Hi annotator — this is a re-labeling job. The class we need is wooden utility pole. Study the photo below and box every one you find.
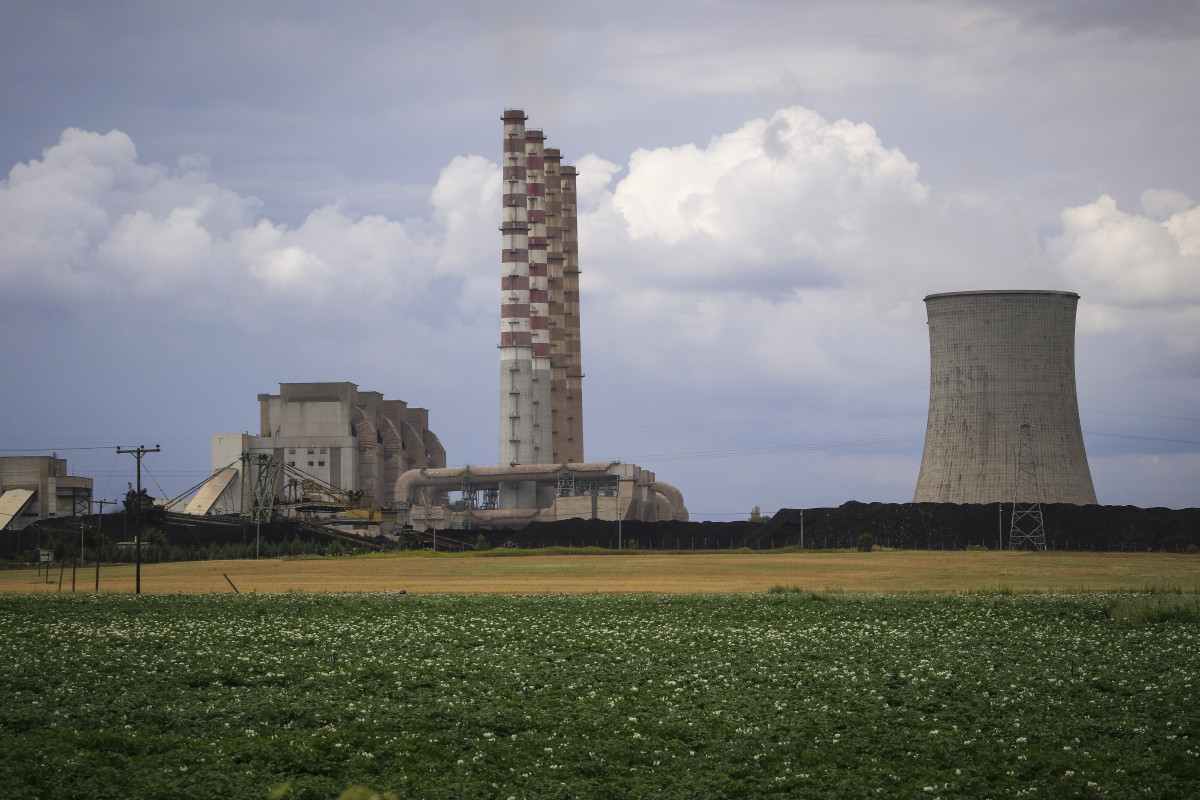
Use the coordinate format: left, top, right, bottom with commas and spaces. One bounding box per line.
117, 445, 160, 594
90, 498, 116, 592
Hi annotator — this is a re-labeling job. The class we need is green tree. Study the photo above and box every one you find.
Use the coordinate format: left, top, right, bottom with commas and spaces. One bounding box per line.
856, 533, 874, 553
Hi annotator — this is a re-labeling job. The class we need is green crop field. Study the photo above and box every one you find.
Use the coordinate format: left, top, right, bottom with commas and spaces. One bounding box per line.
2, 592, 1198, 799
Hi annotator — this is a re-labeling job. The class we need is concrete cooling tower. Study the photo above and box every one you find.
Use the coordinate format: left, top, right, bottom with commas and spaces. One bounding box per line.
914, 290, 1098, 505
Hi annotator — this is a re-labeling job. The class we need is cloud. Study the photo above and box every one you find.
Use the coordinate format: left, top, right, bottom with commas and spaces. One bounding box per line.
572, 105, 997, 405
0, 127, 497, 326
3, 111, 1195, 512
1046, 192, 1200, 354
604, 107, 928, 281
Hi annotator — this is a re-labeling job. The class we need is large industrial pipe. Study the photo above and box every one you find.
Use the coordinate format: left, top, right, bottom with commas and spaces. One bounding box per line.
394, 462, 623, 506
653, 481, 689, 522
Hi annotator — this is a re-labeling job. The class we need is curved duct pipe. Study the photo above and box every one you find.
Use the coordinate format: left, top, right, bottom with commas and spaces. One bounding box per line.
423, 429, 447, 467
375, 414, 405, 505
400, 420, 432, 469
394, 462, 621, 506
651, 492, 672, 523
349, 406, 379, 507
653, 481, 689, 522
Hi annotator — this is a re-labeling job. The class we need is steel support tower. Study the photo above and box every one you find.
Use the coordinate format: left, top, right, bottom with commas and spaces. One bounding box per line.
1008, 408, 1047, 550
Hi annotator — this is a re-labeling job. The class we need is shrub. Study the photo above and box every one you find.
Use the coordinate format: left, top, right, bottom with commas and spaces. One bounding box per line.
1186, 544, 1199, 555
856, 533, 875, 553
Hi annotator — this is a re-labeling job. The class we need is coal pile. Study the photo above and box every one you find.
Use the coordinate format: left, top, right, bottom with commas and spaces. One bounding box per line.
475, 502, 1200, 552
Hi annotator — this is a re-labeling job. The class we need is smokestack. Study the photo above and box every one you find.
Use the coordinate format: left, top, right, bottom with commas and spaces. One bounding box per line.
500, 109, 537, 508
525, 128, 552, 468
557, 162, 584, 463
500, 110, 585, 508
914, 290, 1098, 505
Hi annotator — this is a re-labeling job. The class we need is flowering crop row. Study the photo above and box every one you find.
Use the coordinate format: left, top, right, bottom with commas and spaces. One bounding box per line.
0, 592, 1197, 799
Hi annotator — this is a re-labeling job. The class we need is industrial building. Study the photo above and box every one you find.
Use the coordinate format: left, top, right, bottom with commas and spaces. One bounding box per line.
197, 382, 446, 518
0, 456, 93, 531
913, 290, 1098, 505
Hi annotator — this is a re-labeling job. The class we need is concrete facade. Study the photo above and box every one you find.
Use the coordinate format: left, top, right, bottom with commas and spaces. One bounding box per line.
914, 290, 1098, 505
0, 456, 93, 530
212, 382, 445, 511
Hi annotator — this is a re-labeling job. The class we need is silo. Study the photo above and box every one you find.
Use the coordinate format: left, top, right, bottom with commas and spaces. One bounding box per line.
914, 290, 1098, 505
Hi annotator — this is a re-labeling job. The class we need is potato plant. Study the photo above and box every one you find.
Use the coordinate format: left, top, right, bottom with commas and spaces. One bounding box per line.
1, 593, 1197, 798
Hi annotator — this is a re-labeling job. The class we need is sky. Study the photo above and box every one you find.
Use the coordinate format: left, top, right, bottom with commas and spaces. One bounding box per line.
1, 0, 1197, 518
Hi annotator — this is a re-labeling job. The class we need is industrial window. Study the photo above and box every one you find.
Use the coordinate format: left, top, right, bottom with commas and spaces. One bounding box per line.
318, 461, 325, 467
288, 449, 295, 454
308, 461, 314, 467
288, 461, 295, 466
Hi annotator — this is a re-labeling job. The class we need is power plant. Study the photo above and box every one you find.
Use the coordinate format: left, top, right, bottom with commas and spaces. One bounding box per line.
392, 109, 687, 529
194, 110, 688, 534
13, 113, 1120, 546
914, 290, 1098, 505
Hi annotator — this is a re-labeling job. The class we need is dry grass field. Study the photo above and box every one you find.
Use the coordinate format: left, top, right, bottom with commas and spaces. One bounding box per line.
3, 549, 1198, 595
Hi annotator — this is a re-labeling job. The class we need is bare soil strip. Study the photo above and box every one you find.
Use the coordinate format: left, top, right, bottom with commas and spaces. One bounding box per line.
3, 550, 1198, 595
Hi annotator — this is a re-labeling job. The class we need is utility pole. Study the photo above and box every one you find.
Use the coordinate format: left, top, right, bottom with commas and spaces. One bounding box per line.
117, 445, 160, 594
616, 477, 622, 550
74, 519, 82, 592
90, 498, 116, 592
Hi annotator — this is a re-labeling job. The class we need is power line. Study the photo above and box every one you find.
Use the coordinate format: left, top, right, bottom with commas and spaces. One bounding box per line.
1083, 409, 1200, 424
437, 412, 928, 441
1084, 431, 1200, 446
0, 446, 125, 453
610, 434, 926, 464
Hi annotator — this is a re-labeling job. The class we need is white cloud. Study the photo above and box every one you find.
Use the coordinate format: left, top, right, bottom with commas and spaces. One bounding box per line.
0, 126, 488, 323
574, 105, 989, 403
1046, 193, 1200, 354
606, 107, 927, 273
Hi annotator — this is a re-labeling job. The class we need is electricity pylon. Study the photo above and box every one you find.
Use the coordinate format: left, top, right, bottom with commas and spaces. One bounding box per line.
1008, 406, 1047, 551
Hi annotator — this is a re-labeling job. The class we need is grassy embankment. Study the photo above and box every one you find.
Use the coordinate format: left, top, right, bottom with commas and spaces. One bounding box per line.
2, 549, 1197, 595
